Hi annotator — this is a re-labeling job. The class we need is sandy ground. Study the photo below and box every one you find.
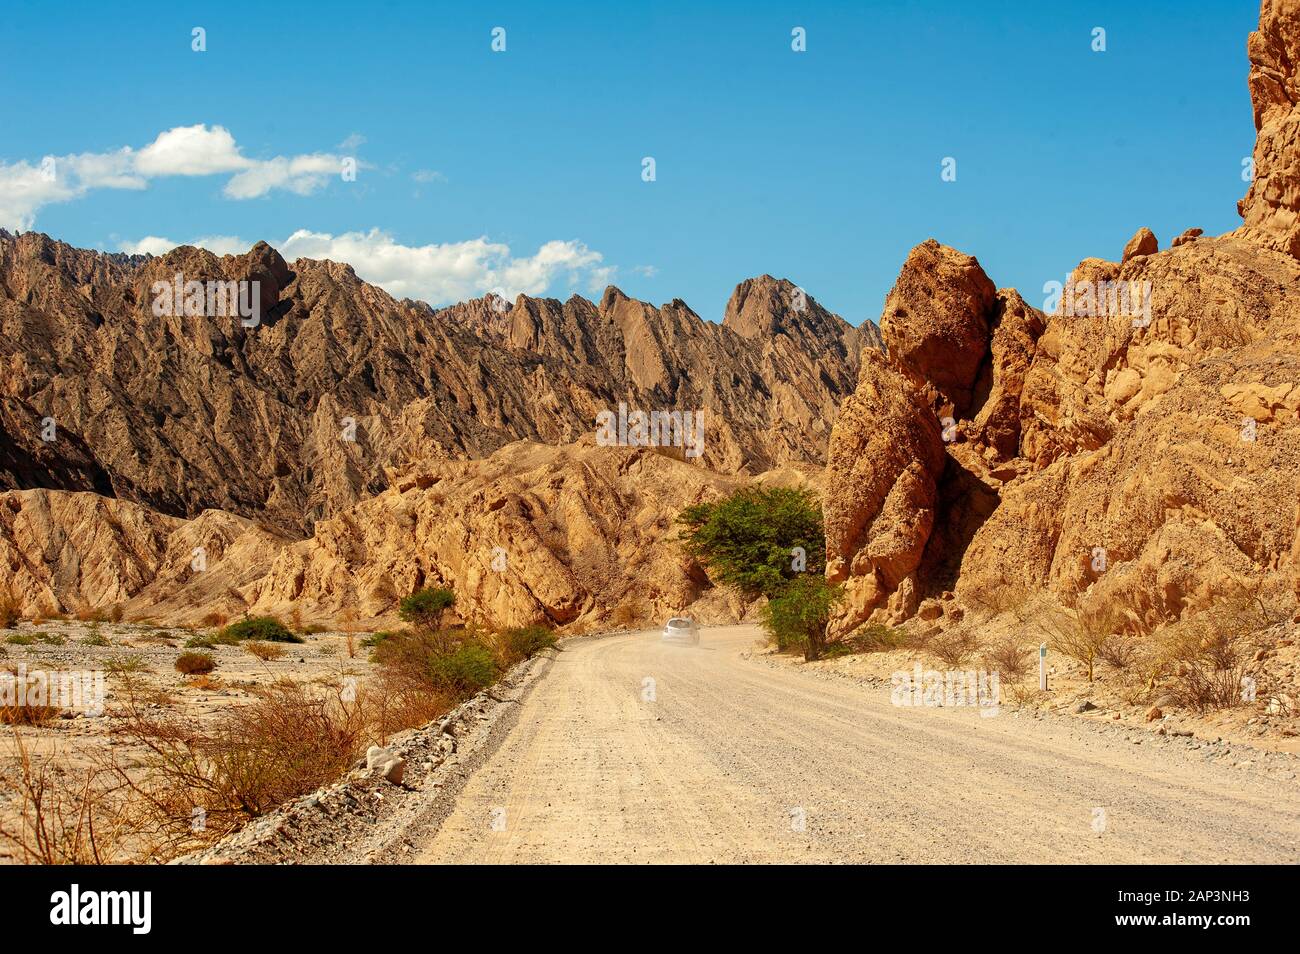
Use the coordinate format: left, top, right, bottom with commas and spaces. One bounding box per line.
0, 618, 374, 861
414, 624, 1300, 864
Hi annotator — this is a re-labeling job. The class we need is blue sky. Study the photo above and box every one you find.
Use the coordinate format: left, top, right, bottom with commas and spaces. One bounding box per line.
0, 0, 1260, 325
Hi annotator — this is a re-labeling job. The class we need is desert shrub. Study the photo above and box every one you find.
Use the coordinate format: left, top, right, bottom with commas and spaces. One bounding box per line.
75, 607, 107, 623
0, 585, 21, 628
361, 630, 399, 648
428, 641, 499, 694
928, 628, 980, 668
982, 637, 1031, 683
847, 622, 908, 653
399, 587, 456, 633
108, 604, 124, 624
106, 654, 148, 675
81, 633, 111, 647
175, 652, 216, 675
185, 634, 216, 649
1159, 605, 1266, 712
503, 625, 557, 660
244, 641, 285, 662
218, 617, 302, 644
35, 631, 64, 645
0, 733, 123, 863
1041, 599, 1126, 682
5, 632, 36, 645
0, 691, 61, 724
107, 678, 368, 840
370, 629, 440, 671
962, 580, 1032, 623
677, 487, 824, 598
361, 668, 452, 743
300, 624, 327, 635
760, 575, 842, 661
200, 611, 228, 628
1097, 631, 1142, 672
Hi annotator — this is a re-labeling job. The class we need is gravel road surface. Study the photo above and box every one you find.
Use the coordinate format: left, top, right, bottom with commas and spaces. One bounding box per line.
415, 625, 1300, 864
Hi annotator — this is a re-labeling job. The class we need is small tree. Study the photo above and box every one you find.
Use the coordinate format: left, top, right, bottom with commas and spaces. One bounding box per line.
1042, 599, 1125, 683
760, 576, 842, 661
676, 487, 825, 599
399, 587, 456, 649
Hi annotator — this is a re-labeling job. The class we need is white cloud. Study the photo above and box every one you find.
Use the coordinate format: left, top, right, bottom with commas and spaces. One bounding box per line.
411, 169, 446, 184
278, 229, 610, 303
225, 154, 343, 199
0, 124, 353, 229
115, 228, 614, 306
134, 125, 251, 177
118, 234, 249, 256
632, 264, 659, 278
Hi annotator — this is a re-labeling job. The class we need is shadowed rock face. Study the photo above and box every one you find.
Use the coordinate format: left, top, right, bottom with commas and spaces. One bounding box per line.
0, 235, 859, 538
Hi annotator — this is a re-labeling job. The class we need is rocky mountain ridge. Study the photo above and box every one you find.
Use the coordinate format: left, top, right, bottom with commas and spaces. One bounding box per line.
0, 230, 865, 538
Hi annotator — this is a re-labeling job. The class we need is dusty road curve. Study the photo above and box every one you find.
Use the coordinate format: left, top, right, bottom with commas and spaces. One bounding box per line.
414, 625, 1300, 864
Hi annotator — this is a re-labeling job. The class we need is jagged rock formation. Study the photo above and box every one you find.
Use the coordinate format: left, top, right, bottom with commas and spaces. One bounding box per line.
244, 440, 819, 628
824, 1, 1300, 632
0, 235, 859, 538
0, 442, 818, 628
0, 234, 850, 623
824, 350, 946, 632
0, 488, 287, 617
1238, 0, 1300, 259
878, 240, 997, 418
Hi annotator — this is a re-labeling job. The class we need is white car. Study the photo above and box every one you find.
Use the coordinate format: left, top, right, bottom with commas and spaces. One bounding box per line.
662, 617, 700, 645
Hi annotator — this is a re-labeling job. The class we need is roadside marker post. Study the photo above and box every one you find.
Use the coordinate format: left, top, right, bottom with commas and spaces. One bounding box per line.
1039, 643, 1048, 691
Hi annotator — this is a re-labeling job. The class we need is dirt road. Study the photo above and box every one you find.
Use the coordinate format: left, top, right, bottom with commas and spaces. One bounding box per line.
414, 625, 1300, 864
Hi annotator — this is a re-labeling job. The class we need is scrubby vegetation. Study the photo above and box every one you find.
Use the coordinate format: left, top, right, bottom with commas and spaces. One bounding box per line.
504, 625, 559, 659
216, 616, 302, 644
174, 652, 216, 675
428, 641, 499, 693
0, 586, 561, 865
244, 641, 286, 661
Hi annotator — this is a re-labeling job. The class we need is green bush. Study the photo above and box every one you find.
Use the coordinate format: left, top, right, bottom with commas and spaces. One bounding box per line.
676, 487, 825, 598
760, 575, 843, 661
429, 641, 498, 694
399, 587, 456, 631
81, 633, 111, 647
5, 632, 36, 645
504, 625, 557, 659
217, 617, 302, 644
361, 630, 399, 648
